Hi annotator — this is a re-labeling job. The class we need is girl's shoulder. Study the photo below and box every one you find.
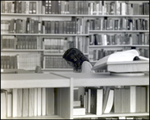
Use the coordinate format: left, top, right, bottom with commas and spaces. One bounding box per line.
81, 61, 92, 73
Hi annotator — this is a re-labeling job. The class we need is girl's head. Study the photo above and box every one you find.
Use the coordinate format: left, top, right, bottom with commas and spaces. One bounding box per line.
63, 48, 89, 71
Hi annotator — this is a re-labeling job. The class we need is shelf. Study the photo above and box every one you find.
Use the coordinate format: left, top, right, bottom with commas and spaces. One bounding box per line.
1, 73, 70, 89
1, 49, 44, 52
73, 113, 149, 118
1, 13, 149, 18
5, 115, 64, 119
42, 68, 73, 71
51, 72, 149, 87
44, 53, 64, 56
44, 52, 88, 56
1, 33, 89, 36
89, 45, 149, 48
89, 30, 149, 34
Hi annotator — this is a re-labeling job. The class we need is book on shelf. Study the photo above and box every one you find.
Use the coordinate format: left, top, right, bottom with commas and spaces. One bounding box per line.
1, 53, 41, 70
74, 101, 81, 107
1, 1, 149, 15
17, 89, 23, 117
96, 88, 103, 115
22, 88, 29, 117
103, 87, 114, 114
46, 88, 54, 115
73, 107, 86, 116
89, 18, 149, 31
7, 91, 12, 118
1, 55, 18, 70
34, 88, 38, 116
92, 49, 149, 73
1, 90, 7, 119
42, 88, 46, 116
37, 88, 42, 116
29, 88, 35, 117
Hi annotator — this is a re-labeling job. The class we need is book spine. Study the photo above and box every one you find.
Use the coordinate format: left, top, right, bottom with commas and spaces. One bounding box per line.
13, 89, 17, 117
7, 92, 12, 117
22, 88, 29, 117
34, 88, 38, 116
37, 88, 42, 116
42, 88, 46, 116
1, 92, 7, 119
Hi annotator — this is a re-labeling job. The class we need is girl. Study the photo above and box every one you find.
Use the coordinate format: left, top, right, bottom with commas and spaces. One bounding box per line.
63, 48, 93, 73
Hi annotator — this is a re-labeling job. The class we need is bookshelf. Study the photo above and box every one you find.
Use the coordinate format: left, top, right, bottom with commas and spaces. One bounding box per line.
1, 1, 149, 72
1, 72, 149, 119
1, 1, 149, 119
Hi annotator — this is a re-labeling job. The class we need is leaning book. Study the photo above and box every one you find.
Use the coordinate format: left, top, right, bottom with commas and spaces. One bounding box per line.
92, 49, 149, 73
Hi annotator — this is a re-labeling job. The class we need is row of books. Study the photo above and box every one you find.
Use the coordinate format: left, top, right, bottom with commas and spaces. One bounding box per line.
1, 88, 55, 118
89, 48, 149, 62
89, 33, 149, 46
2, 18, 87, 34
1, 56, 18, 69
43, 38, 75, 53
1, 18, 39, 34
1, 54, 41, 70
1, 36, 38, 50
78, 37, 89, 54
74, 86, 148, 115
18, 54, 41, 70
44, 56, 71, 69
1, 1, 149, 15
42, 20, 79, 34
1, 1, 37, 14
2, 18, 149, 34
89, 18, 149, 30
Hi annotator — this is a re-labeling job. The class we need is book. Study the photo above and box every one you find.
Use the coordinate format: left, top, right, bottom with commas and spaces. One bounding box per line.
12, 88, 17, 117
37, 88, 42, 116
147, 86, 149, 112
7, 92, 12, 117
22, 88, 29, 117
29, 88, 34, 117
114, 88, 122, 113
42, 88, 46, 116
130, 86, 136, 113
1, 91, 7, 119
34, 88, 38, 116
46, 88, 54, 115
17, 89, 23, 117
73, 107, 86, 115
74, 101, 81, 107
103, 88, 114, 113
121, 88, 130, 113
93, 49, 149, 73
87, 88, 91, 113
96, 89, 103, 115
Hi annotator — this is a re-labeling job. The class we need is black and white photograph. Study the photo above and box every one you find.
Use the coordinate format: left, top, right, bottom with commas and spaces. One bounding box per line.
1, 0, 149, 119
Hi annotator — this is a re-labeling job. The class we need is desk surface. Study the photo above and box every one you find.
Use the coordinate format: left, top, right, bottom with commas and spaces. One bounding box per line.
1, 72, 149, 88
1, 73, 70, 88
52, 72, 149, 87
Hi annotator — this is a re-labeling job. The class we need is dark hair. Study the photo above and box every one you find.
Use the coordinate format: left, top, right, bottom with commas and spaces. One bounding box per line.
63, 48, 89, 71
